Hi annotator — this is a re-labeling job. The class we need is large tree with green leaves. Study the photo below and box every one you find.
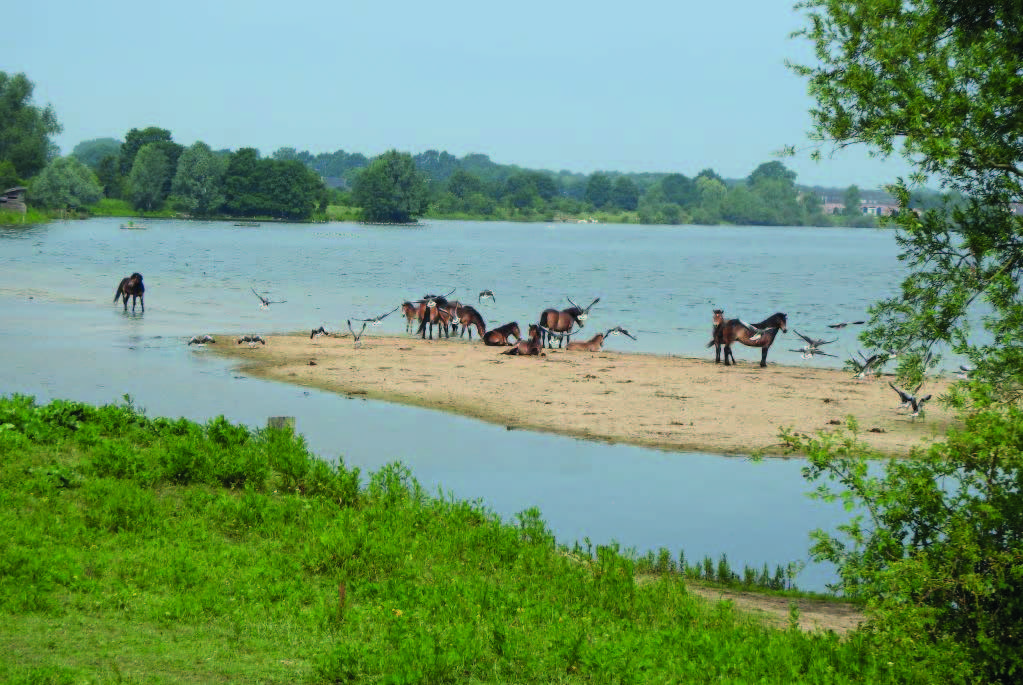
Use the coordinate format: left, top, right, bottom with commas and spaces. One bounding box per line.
71, 138, 122, 170
790, 2, 1023, 679
352, 150, 429, 223
792, 0, 1023, 393
27, 156, 102, 210
171, 141, 226, 216
0, 72, 62, 181
128, 143, 171, 212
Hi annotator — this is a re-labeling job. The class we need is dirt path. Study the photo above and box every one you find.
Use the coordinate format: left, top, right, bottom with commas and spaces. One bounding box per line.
685, 584, 864, 635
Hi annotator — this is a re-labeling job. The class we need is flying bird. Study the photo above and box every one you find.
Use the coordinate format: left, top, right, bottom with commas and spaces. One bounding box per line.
888, 382, 932, 416
347, 319, 366, 348
566, 296, 600, 322
478, 289, 496, 304
414, 288, 456, 309
954, 364, 974, 380
352, 306, 398, 325
849, 350, 883, 379
828, 320, 866, 329
792, 330, 838, 358
251, 287, 286, 310
188, 335, 216, 346
237, 334, 266, 347
605, 326, 637, 340
310, 326, 328, 339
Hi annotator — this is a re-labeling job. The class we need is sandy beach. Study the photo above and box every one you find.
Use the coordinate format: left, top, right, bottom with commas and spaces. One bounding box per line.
210, 332, 958, 457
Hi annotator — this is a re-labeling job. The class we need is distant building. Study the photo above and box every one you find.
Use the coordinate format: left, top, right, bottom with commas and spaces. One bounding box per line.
0, 187, 27, 214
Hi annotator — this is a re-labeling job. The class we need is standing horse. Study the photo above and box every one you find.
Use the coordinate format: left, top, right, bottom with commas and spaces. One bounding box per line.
502, 324, 543, 356
483, 321, 520, 346
709, 312, 788, 367
538, 296, 599, 348
113, 272, 145, 312
416, 294, 455, 340
457, 305, 487, 340
401, 302, 420, 333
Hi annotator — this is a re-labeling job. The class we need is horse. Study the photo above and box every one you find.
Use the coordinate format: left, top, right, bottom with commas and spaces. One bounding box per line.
457, 305, 487, 340
709, 312, 788, 367
113, 272, 145, 312
483, 321, 520, 346
416, 294, 455, 340
401, 301, 420, 333
502, 324, 544, 356
538, 296, 599, 348
565, 326, 637, 352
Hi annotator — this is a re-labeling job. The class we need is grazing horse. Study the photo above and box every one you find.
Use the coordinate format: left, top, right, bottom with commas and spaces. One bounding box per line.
502, 325, 544, 356
483, 321, 520, 346
113, 272, 145, 312
565, 326, 637, 352
538, 296, 599, 348
709, 312, 788, 367
401, 302, 419, 333
457, 305, 487, 340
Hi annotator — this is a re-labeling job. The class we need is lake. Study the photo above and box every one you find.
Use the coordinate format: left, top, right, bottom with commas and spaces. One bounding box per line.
0, 218, 910, 591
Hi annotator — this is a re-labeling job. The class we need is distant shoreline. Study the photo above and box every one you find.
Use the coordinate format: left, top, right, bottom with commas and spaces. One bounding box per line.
210, 332, 957, 458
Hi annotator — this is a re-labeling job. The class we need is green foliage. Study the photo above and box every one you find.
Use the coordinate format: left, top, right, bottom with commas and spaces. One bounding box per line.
128, 143, 171, 212
170, 141, 226, 216
0, 395, 949, 683
792, 0, 1023, 394
352, 149, 429, 223
0, 72, 61, 179
119, 127, 178, 177
782, 411, 1023, 683
585, 173, 614, 208
27, 156, 102, 210
70, 137, 122, 170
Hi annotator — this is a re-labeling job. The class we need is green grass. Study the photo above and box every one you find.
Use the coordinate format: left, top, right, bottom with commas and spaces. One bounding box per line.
85, 198, 178, 218
0, 395, 962, 683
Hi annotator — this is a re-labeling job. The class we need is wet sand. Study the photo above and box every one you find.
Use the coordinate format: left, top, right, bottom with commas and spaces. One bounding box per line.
210, 332, 958, 457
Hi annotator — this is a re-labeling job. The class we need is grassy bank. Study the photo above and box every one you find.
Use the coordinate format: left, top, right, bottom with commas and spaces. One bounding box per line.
0, 395, 952, 683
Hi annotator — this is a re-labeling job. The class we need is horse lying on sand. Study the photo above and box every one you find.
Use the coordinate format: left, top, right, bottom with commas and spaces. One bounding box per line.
502, 324, 544, 356
565, 326, 637, 352
114, 272, 145, 312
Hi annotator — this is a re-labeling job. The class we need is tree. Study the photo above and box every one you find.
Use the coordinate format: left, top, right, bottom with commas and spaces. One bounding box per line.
222, 148, 266, 217
842, 185, 862, 216
27, 156, 102, 210
584, 173, 614, 208
128, 143, 171, 211
0, 72, 62, 179
171, 141, 226, 216
120, 127, 181, 176
747, 161, 796, 187
352, 150, 429, 223
660, 174, 698, 207
71, 138, 122, 170
611, 177, 640, 211
792, 0, 1023, 392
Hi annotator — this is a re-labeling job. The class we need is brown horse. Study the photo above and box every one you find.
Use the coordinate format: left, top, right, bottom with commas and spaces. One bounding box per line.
709, 312, 788, 367
565, 326, 637, 352
113, 272, 145, 312
483, 321, 520, 346
502, 324, 544, 356
401, 301, 419, 333
457, 305, 487, 340
417, 294, 456, 340
538, 296, 599, 348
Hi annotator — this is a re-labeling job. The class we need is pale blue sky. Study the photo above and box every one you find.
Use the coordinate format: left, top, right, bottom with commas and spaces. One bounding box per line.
5, 0, 914, 188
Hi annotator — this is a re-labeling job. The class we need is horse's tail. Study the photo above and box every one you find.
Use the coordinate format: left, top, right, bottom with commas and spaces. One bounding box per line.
113, 281, 123, 302
707, 322, 723, 347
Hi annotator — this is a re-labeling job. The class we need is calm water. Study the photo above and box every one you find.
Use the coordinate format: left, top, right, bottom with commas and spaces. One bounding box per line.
1, 218, 907, 591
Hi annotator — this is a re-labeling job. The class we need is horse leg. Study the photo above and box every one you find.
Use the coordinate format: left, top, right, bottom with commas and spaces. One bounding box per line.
723, 343, 733, 366
139, 295, 144, 312
760, 346, 769, 368
714, 342, 722, 364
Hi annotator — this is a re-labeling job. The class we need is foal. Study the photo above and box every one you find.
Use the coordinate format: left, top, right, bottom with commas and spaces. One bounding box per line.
483, 321, 520, 346
502, 324, 544, 356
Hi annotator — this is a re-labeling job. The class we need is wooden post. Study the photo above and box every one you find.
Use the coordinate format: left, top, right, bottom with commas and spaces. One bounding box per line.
267, 416, 295, 433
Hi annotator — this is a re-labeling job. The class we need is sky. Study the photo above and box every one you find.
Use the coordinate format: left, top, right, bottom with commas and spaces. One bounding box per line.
4, 0, 917, 188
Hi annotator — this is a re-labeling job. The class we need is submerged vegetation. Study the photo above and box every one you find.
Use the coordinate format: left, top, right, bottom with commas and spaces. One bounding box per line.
0, 394, 953, 684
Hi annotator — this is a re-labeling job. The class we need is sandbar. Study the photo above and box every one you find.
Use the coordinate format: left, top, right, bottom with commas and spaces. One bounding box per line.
210, 333, 958, 457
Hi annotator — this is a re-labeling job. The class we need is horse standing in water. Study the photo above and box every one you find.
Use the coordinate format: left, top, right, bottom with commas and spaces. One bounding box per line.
709, 312, 787, 367
401, 302, 419, 333
538, 297, 599, 348
113, 272, 145, 312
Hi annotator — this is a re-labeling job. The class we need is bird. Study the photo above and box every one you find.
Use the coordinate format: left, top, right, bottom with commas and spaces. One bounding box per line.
188, 335, 216, 346
414, 288, 456, 309
310, 326, 328, 339
352, 306, 398, 325
792, 330, 838, 358
954, 364, 974, 380
738, 319, 766, 340
849, 350, 883, 379
237, 334, 266, 346
478, 289, 496, 304
605, 326, 637, 340
347, 320, 366, 348
828, 320, 866, 329
888, 382, 932, 416
251, 287, 286, 310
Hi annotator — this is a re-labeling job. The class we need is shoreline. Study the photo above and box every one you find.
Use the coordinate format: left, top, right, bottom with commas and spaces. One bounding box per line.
209, 332, 958, 458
